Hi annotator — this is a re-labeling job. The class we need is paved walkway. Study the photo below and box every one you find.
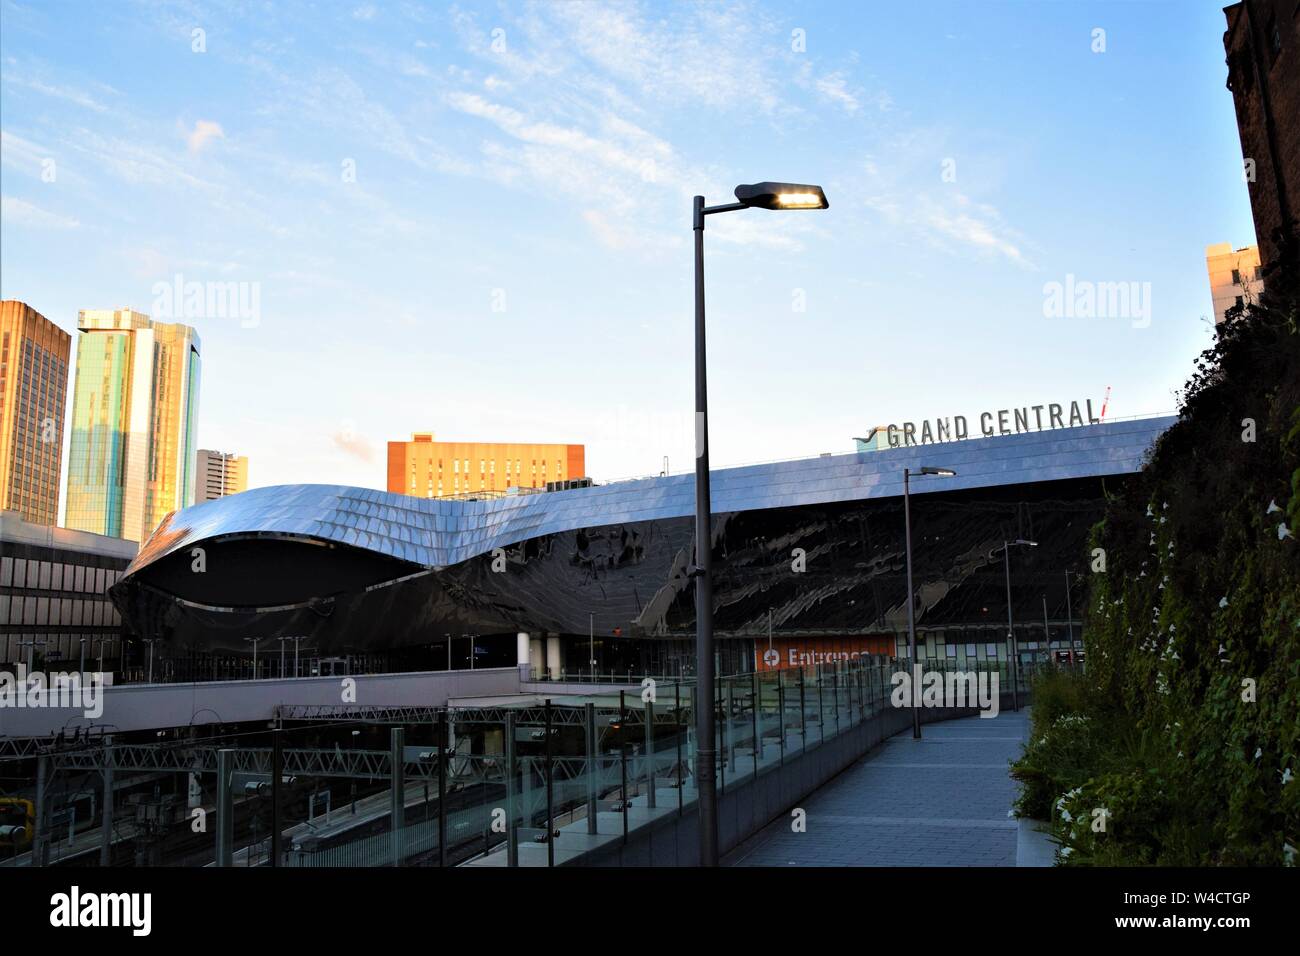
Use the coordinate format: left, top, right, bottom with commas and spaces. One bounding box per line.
727, 707, 1041, 867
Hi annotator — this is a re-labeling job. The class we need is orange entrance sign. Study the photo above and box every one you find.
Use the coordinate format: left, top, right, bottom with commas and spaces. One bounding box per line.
754, 635, 895, 672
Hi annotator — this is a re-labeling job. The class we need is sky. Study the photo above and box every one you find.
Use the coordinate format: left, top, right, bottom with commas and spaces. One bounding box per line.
0, 0, 1259, 510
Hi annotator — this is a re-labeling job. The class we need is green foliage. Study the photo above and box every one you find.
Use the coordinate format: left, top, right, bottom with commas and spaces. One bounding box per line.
1011, 710, 1099, 819
1016, 241, 1300, 866
1027, 666, 1090, 734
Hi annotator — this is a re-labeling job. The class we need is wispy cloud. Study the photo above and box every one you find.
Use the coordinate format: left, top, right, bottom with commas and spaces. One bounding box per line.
920, 193, 1030, 267
186, 119, 225, 153
3, 70, 113, 113
1, 195, 80, 229
330, 426, 375, 463
815, 72, 861, 114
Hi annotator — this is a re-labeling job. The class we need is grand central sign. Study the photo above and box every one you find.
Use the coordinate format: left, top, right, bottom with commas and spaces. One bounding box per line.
883, 399, 1103, 448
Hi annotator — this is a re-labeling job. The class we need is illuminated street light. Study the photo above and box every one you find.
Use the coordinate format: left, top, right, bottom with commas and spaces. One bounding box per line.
691, 179, 829, 867
733, 181, 830, 210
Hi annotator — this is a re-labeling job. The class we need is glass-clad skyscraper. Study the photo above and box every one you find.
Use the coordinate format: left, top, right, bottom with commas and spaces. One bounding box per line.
65, 309, 201, 543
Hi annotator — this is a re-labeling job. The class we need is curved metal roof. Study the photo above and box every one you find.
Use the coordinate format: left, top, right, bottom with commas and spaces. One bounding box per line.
124, 416, 1173, 578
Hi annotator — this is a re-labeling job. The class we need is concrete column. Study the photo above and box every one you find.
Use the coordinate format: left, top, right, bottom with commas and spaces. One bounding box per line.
505, 712, 518, 867
585, 703, 599, 834
546, 636, 561, 681
530, 638, 544, 678
390, 727, 404, 867
33, 755, 47, 867
516, 632, 531, 681
215, 749, 233, 867
644, 701, 656, 808
100, 738, 114, 866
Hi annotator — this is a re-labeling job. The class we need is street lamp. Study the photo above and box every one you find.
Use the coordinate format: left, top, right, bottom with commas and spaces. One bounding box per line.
997, 538, 1038, 711
1063, 569, 1078, 666
903, 466, 957, 740
691, 180, 829, 867
142, 638, 160, 684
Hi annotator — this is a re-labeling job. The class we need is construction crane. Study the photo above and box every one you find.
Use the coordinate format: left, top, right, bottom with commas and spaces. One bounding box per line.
1099, 385, 1112, 422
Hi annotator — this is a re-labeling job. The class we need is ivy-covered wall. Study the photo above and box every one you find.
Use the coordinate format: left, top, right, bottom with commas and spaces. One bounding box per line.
1014, 246, 1299, 865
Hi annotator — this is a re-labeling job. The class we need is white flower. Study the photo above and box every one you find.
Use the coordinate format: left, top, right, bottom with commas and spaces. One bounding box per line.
1255, 747, 1263, 760
1267, 499, 1281, 514
1060, 846, 1073, 858
1146, 504, 1155, 518
1279, 522, 1293, 541
1060, 808, 1073, 823
1219, 596, 1229, 608
1282, 768, 1294, 785
1284, 843, 1296, 866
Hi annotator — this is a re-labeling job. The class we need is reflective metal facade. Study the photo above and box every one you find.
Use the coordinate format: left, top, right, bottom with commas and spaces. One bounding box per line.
110, 417, 1173, 656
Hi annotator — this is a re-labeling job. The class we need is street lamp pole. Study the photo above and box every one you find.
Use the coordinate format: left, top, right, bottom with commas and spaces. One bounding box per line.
1000, 538, 1037, 711
690, 181, 828, 868
1064, 570, 1076, 666
903, 469, 918, 738
902, 466, 956, 739
692, 193, 719, 868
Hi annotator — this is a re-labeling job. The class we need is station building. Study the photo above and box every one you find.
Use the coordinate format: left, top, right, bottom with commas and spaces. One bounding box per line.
109, 416, 1174, 679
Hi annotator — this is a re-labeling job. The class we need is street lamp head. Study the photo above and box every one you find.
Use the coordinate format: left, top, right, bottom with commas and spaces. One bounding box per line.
734, 181, 829, 210
920, 466, 957, 477
1012, 538, 1038, 547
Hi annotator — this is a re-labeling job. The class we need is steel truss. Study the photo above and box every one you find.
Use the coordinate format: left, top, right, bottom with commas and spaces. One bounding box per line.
37, 744, 495, 782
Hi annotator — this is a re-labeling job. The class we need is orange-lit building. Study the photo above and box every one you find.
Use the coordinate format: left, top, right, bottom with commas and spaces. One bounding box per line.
0, 300, 71, 526
387, 432, 585, 499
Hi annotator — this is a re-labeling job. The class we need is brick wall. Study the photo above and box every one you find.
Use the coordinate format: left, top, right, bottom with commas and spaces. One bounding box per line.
1223, 0, 1299, 268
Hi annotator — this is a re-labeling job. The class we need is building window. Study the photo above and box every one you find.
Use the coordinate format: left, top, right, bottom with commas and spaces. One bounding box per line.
1232, 268, 1241, 285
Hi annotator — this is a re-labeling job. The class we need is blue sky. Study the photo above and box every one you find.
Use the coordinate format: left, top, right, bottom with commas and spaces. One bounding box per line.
0, 0, 1256, 501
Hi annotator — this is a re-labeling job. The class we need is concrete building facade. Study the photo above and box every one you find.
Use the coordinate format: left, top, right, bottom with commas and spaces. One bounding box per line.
195, 449, 248, 502
1, 509, 137, 667
1205, 242, 1265, 324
